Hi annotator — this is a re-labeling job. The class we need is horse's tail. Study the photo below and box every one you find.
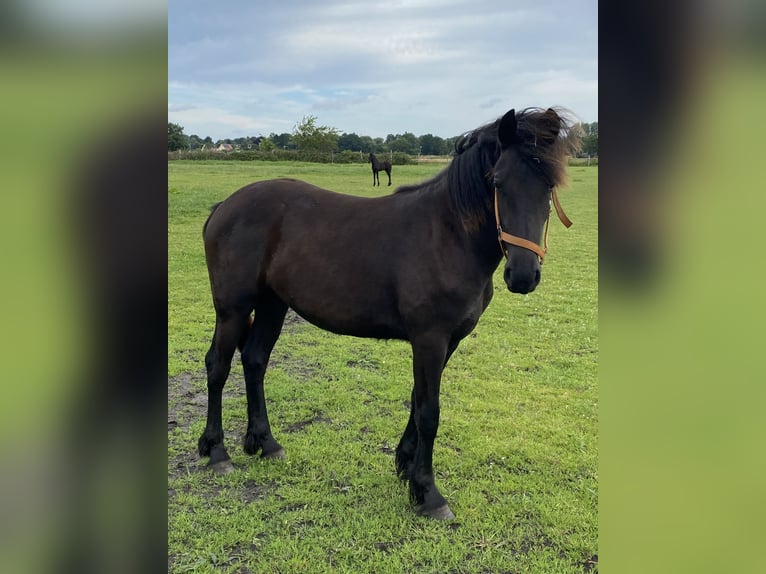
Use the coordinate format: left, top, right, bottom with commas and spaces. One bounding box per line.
202, 201, 223, 238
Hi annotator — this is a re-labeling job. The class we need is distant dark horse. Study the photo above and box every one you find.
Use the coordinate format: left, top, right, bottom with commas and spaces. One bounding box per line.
198, 108, 577, 519
369, 152, 392, 186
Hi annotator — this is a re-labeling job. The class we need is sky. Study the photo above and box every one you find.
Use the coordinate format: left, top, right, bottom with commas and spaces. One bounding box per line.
168, 0, 597, 141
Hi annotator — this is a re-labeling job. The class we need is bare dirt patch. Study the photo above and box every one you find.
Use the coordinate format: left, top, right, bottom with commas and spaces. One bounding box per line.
168, 310, 311, 432
283, 412, 331, 433
168, 309, 318, 485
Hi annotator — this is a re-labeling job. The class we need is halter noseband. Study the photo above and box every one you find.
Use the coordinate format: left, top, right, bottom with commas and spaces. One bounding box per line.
493, 187, 572, 263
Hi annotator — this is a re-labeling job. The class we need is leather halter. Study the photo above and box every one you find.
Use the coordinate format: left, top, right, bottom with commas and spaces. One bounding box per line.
493, 187, 572, 263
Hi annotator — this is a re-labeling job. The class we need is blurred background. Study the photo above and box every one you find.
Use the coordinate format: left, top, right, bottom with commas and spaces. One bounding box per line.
0, 0, 764, 572
600, 1, 765, 573
0, 1, 166, 572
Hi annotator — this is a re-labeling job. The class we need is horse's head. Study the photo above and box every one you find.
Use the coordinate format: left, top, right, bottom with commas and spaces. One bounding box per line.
492, 108, 572, 294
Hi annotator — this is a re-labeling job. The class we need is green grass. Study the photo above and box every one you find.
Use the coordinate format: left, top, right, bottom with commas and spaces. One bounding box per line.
168, 161, 598, 573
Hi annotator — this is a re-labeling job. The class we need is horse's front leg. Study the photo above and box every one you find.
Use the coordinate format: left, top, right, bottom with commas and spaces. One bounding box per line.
395, 389, 417, 479
407, 335, 454, 520
397, 338, 460, 481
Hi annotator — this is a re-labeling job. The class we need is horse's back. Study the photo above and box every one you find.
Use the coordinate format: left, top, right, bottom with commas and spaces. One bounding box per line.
204, 178, 336, 240
203, 178, 397, 309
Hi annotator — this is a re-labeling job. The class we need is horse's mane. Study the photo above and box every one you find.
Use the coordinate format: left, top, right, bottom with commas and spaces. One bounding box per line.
395, 108, 580, 229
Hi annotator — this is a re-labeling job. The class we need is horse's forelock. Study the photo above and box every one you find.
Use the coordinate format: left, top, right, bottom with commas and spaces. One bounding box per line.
407, 108, 580, 225
514, 107, 580, 188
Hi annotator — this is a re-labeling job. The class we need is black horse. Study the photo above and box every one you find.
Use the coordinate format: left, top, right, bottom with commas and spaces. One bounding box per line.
198, 108, 578, 519
369, 152, 392, 186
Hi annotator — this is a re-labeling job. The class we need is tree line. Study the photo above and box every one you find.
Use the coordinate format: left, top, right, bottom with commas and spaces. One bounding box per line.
168, 115, 598, 157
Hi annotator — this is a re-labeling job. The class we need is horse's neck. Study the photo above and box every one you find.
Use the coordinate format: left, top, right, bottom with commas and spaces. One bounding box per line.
428, 179, 504, 276
448, 152, 504, 273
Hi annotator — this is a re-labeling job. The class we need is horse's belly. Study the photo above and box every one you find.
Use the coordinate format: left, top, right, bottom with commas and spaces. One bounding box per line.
268, 256, 406, 339
291, 305, 406, 341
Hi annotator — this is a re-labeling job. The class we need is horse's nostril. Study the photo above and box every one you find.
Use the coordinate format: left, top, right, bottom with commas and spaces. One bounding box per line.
535, 269, 541, 284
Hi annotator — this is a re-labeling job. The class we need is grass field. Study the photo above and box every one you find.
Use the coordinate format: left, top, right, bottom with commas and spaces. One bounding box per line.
168, 160, 598, 573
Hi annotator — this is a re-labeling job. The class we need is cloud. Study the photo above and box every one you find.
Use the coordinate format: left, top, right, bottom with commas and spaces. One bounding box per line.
167, 103, 197, 112
480, 97, 505, 110
168, 0, 597, 140
168, 105, 287, 138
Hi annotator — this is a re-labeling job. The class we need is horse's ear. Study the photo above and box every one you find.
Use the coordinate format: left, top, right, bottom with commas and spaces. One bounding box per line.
544, 108, 561, 137
498, 109, 518, 146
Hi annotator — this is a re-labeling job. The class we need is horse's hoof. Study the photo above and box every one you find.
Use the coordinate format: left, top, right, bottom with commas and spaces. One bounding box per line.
261, 448, 286, 460
416, 504, 455, 520
209, 460, 236, 475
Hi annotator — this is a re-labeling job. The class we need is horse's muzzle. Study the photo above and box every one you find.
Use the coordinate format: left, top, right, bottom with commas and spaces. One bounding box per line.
504, 266, 541, 294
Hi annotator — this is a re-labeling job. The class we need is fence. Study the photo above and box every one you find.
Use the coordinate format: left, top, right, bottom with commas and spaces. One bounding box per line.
569, 156, 599, 166
167, 149, 415, 165
168, 149, 597, 167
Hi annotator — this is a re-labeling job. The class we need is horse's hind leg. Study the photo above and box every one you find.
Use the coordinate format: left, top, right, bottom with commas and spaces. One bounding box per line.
242, 291, 288, 459
386, 168, 392, 186
198, 311, 250, 474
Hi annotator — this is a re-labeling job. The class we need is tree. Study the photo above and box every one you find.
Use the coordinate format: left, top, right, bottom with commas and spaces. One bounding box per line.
388, 132, 420, 155
419, 133, 449, 155
188, 134, 204, 150
444, 136, 459, 155
291, 115, 339, 153
269, 132, 293, 150
259, 137, 276, 152
168, 122, 188, 151
579, 121, 598, 157
337, 132, 364, 153
234, 136, 252, 150
372, 137, 385, 152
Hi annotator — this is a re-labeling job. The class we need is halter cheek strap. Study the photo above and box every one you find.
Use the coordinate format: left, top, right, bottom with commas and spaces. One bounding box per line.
494, 187, 572, 263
